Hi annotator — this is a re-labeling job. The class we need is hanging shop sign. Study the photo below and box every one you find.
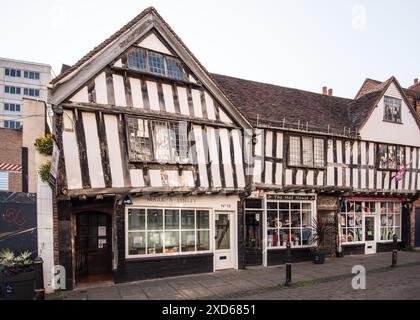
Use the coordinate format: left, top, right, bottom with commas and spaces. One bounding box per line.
266, 194, 316, 201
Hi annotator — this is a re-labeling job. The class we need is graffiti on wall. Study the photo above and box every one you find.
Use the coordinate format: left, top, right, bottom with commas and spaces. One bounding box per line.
0, 193, 37, 255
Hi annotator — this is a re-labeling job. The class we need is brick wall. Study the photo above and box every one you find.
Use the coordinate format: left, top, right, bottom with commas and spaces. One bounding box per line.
0, 128, 22, 192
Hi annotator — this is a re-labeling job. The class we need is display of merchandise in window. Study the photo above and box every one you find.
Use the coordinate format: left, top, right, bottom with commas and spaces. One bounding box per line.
127, 208, 210, 257
267, 201, 313, 248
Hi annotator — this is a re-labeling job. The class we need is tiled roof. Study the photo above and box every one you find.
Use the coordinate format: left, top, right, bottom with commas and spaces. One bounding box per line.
212, 74, 372, 132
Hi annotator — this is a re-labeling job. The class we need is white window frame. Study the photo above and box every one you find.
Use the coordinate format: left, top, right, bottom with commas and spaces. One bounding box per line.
125, 206, 213, 259
340, 201, 402, 246
0, 171, 9, 191
265, 198, 316, 249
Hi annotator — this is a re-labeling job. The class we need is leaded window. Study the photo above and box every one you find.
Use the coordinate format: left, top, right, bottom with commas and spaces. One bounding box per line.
378, 144, 405, 170
127, 117, 190, 163
127, 48, 185, 81
384, 96, 402, 123
288, 136, 325, 167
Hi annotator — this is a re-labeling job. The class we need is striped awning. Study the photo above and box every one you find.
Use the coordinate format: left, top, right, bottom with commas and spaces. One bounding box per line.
0, 163, 22, 172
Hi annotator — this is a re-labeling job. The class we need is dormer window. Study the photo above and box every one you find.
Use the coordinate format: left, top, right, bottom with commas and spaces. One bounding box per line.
384, 96, 402, 123
127, 48, 186, 81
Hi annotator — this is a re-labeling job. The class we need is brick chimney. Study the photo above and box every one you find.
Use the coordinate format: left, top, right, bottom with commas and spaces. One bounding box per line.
414, 78, 419, 86
328, 88, 333, 96
322, 86, 328, 95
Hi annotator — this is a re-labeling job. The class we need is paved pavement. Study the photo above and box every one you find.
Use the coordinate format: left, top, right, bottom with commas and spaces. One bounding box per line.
47, 251, 420, 300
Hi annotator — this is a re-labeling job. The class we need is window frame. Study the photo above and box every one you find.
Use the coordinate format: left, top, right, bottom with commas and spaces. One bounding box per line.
287, 135, 326, 169
125, 206, 212, 259
266, 200, 315, 249
383, 96, 402, 124
376, 143, 405, 171
126, 116, 191, 164
127, 47, 187, 82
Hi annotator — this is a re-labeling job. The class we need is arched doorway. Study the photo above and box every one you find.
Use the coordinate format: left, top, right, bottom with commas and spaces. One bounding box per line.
75, 212, 113, 284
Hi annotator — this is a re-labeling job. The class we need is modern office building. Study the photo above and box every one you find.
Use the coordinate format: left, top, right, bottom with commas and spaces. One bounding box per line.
0, 57, 51, 129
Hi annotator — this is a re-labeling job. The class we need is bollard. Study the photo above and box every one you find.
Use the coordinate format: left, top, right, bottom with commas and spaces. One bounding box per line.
34, 257, 45, 300
285, 241, 292, 286
391, 234, 398, 268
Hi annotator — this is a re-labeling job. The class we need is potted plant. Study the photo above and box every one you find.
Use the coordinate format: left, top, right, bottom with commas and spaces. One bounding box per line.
310, 217, 336, 264
0, 249, 35, 300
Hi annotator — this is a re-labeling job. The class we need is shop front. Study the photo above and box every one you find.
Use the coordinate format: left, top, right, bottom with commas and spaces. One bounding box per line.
114, 194, 240, 283
339, 197, 408, 255
244, 193, 317, 267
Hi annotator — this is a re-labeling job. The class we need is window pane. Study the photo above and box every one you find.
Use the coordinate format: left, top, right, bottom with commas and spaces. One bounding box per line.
147, 209, 163, 230
164, 231, 179, 254
290, 229, 301, 246
169, 121, 189, 163
279, 211, 289, 227
279, 203, 289, 210
291, 210, 301, 228
152, 121, 171, 162
267, 211, 277, 228
197, 210, 209, 229
268, 229, 281, 247
148, 52, 165, 76
128, 209, 145, 230
288, 136, 301, 166
384, 97, 401, 123
181, 231, 195, 252
197, 230, 210, 251
128, 49, 147, 71
267, 202, 278, 209
302, 211, 311, 228
147, 232, 163, 254
166, 57, 185, 80
181, 210, 195, 229
314, 139, 325, 167
165, 209, 179, 230
128, 232, 146, 255
302, 137, 314, 166
215, 214, 230, 250
302, 227, 312, 245
127, 117, 152, 161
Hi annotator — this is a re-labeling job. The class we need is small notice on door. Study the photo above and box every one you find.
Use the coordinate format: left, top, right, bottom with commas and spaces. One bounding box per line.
98, 226, 107, 236
98, 239, 107, 249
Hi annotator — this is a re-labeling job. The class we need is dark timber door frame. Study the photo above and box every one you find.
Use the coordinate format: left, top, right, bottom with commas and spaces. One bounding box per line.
244, 199, 264, 266
415, 208, 420, 248
75, 212, 112, 279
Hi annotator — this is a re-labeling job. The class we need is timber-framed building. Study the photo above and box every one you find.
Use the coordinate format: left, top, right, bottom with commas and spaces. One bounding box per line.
48, 7, 420, 289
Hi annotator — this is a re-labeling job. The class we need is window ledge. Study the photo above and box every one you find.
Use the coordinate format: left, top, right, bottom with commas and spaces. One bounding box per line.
383, 120, 403, 125
287, 165, 326, 170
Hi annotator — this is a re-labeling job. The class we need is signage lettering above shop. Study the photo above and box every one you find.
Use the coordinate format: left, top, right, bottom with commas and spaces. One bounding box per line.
144, 198, 197, 205
266, 194, 316, 201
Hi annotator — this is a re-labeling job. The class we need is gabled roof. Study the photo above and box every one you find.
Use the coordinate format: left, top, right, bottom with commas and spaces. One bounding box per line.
212, 74, 353, 132
49, 7, 252, 129
212, 74, 420, 134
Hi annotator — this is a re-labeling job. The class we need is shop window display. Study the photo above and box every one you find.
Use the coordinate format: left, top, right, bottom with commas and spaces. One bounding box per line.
127, 208, 210, 257
267, 201, 313, 248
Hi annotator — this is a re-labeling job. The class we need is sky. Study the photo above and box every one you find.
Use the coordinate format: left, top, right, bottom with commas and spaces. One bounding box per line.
1, 0, 419, 98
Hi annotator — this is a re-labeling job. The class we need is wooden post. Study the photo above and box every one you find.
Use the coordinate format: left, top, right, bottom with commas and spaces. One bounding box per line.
391, 234, 398, 268
34, 257, 45, 300
285, 241, 292, 286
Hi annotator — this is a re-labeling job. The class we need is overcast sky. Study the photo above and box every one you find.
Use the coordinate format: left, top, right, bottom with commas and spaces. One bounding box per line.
1, 0, 419, 98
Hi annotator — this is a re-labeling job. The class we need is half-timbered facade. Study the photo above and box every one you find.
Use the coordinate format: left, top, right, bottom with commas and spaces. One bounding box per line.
214, 74, 420, 266
48, 7, 420, 289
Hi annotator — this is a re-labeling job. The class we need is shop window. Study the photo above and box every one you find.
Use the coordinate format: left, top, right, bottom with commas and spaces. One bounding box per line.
380, 202, 401, 241
384, 96, 402, 123
288, 136, 325, 168
127, 208, 210, 257
267, 201, 313, 248
378, 144, 405, 170
127, 117, 190, 164
339, 201, 363, 243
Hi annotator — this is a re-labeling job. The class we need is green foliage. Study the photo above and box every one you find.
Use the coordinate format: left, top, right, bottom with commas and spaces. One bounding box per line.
34, 133, 54, 156
0, 249, 33, 268
39, 161, 51, 183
